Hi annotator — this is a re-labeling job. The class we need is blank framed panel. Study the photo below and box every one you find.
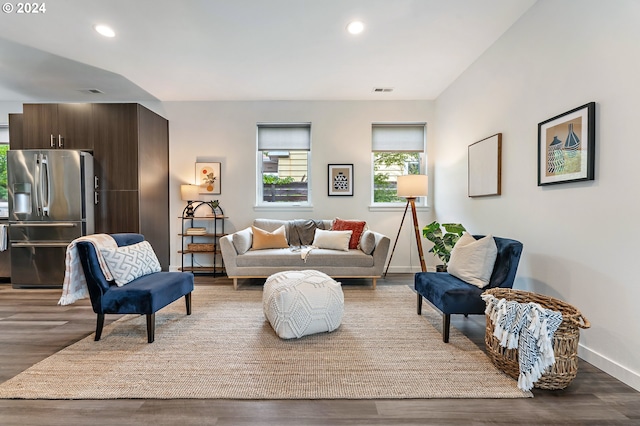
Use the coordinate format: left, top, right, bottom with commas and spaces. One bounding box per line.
468, 133, 502, 197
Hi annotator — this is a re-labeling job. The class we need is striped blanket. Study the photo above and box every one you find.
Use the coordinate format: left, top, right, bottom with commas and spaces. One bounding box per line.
482, 293, 563, 391
58, 234, 117, 306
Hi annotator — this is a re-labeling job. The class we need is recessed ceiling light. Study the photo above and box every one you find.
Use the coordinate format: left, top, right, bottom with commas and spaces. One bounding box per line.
346, 21, 365, 35
94, 24, 115, 38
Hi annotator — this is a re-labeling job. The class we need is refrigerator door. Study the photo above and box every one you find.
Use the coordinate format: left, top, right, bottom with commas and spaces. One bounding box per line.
8, 150, 89, 223
9, 242, 70, 287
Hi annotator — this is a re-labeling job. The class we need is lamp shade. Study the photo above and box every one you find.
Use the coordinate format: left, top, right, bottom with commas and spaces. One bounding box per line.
397, 175, 428, 198
180, 184, 200, 201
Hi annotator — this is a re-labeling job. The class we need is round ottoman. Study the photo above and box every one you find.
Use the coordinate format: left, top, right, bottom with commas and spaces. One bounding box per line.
263, 270, 344, 339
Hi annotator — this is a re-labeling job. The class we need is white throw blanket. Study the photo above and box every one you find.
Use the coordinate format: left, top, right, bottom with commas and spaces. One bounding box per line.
482, 293, 563, 391
290, 245, 317, 263
58, 234, 117, 306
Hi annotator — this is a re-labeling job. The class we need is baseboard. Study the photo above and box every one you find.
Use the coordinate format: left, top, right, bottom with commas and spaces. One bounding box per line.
579, 344, 640, 391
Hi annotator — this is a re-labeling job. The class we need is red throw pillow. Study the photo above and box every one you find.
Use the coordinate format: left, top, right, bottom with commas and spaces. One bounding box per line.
332, 218, 366, 250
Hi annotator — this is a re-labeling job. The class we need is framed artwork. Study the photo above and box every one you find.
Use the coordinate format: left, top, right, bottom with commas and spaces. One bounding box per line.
538, 102, 596, 186
468, 133, 502, 197
195, 162, 221, 194
328, 164, 353, 196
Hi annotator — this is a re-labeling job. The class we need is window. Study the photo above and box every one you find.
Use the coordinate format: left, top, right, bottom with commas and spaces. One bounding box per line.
0, 124, 8, 218
372, 123, 426, 205
257, 123, 311, 206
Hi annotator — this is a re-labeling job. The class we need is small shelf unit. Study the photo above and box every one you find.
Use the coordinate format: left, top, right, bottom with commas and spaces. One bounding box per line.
179, 202, 226, 276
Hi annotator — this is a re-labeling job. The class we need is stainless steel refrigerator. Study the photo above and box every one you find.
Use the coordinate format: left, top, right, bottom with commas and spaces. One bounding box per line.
8, 150, 94, 288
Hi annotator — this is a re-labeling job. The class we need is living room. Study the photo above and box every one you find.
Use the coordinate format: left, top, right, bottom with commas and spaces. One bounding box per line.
1, 0, 639, 423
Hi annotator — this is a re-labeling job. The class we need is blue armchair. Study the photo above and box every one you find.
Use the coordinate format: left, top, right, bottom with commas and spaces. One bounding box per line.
414, 235, 523, 343
76, 233, 194, 343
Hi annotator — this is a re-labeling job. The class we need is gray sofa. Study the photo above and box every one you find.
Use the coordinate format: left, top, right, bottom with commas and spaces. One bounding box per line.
220, 218, 390, 289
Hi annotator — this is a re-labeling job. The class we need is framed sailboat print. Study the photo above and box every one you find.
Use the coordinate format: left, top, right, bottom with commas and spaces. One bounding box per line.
538, 102, 596, 186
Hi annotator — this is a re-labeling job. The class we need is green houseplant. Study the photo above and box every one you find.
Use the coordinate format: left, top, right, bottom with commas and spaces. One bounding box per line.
422, 221, 466, 270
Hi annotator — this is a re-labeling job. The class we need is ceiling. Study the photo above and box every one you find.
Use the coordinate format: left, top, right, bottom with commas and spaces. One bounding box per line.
0, 0, 537, 103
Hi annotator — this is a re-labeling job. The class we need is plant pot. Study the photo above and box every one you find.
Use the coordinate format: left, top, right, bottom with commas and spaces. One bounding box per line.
436, 265, 448, 273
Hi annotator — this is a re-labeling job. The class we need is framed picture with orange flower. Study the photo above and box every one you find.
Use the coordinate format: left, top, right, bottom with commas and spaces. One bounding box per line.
195, 162, 221, 194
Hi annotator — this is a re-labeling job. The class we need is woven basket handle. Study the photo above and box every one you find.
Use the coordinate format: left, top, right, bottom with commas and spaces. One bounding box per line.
569, 313, 591, 329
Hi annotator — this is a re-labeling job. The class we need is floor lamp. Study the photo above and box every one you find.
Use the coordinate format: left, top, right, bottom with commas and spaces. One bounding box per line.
384, 175, 428, 277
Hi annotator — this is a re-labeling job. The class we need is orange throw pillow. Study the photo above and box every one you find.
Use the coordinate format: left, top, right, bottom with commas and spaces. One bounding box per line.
251, 225, 289, 250
332, 218, 366, 250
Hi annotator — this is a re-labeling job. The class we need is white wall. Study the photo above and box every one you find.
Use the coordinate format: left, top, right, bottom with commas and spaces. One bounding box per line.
161, 100, 437, 274
434, 0, 640, 390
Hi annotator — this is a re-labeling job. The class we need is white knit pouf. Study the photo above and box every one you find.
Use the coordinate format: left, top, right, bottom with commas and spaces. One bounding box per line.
263, 270, 344, 339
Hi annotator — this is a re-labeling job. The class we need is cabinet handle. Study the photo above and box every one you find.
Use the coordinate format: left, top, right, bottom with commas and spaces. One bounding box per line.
50, 134, 55, 148
94, 176, 99, 189
58, 134, 63, 148
94, 192, 99, 205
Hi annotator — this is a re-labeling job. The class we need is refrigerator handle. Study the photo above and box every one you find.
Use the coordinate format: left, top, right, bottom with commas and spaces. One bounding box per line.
58, 134, 64, 148
50, 134, 55, 148
40, 154, 50, 216
34, 153, 41, 216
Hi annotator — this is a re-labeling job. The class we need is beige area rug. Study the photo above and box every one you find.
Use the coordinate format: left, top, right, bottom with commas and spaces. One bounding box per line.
0, 285, 531, 399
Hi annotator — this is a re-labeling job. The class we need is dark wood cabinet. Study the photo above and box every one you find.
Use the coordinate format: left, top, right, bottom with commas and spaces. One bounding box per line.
15, 102, 169, 270
22, 103, 93, 150
92, 104, 169, 270
8, 113, 23, 149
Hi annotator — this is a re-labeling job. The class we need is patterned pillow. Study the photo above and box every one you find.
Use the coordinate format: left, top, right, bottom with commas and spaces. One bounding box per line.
332, 218, 367, 249
100, 241, 161, 287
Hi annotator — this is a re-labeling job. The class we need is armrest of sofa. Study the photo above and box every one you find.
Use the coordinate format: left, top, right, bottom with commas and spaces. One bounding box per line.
368, 231, 391, 276
220, 235, 239, 277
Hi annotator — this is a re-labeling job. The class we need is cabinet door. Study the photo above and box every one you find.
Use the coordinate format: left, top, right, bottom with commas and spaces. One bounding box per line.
22, 104, 58, 149
8, 113, 23, 149
56, 103, 93, 149
92, 104, 138, 191
94, 190, 140, 234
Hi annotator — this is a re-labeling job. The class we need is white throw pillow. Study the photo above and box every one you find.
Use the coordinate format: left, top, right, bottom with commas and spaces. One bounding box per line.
312, 229, 352, 252
447, 233, 498, 288
100, 241, 162, 287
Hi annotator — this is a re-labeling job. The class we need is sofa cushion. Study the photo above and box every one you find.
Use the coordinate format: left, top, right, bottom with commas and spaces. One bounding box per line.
235, 248, 374, 268
332, 218, 367, 249
360, 230, 376, 255
232, 227, 253, 254
251, 225, 289, 250
312, 229, 352, 251
100, 241, 161, 287
447, 233, 498, 288
414, 272, 486, 315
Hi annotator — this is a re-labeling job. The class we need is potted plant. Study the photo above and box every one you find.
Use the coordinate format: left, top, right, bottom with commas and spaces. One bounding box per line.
422, 221, 466, 271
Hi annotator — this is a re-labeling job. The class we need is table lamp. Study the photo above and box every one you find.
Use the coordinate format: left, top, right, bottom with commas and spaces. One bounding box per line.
180, 184, 200, 217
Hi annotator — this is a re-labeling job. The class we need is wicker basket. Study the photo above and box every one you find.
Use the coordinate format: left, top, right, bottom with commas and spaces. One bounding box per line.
187, 243, 214, 252
483, 288, 590, 390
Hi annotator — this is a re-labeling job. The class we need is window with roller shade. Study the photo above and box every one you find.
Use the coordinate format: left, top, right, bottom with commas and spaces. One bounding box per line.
257, 123, 311, 206
371, 123, 426, 205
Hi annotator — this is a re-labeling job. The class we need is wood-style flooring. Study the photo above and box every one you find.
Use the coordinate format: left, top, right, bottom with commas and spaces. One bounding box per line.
0, 275, 638, 426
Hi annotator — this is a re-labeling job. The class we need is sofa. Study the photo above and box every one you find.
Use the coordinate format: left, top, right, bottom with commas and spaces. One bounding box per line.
220, 218, 390, 289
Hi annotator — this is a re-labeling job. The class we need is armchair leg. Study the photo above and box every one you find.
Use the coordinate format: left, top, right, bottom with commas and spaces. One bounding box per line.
95, 313, 105, 341
185, 292, 192, 315
442, 314, 451, 343
417, 294, 423, 315
146, 313, 155, 343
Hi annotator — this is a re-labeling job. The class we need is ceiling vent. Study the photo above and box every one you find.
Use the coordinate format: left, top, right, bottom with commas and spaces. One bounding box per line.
78, 88, 104, 94
373, 87, 394, 93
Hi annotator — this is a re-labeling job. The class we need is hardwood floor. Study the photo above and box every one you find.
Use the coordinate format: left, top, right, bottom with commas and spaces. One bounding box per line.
0, 275, 638, 425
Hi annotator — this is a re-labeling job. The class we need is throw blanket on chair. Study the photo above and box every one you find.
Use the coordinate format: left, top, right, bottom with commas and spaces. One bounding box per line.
482, 294, 563, 391
58, 234, 117, 306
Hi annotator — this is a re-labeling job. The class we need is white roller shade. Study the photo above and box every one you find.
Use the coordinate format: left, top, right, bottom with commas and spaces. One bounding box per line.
0, 125, 8, 143
372, 124, 425, 152
258, 124, 311, 151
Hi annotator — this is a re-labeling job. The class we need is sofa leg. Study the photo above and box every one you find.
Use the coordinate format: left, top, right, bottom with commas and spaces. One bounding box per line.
372, 277, 377, 289
185, 292, 192, 315
417, 294, 422, 315
233, 278, 238, 290
146, 313, 155, 343
95, 313, 105, 341
442, 314, 451, 343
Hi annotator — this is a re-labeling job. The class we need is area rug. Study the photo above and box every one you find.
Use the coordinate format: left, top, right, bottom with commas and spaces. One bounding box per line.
0, 284, 531, 399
